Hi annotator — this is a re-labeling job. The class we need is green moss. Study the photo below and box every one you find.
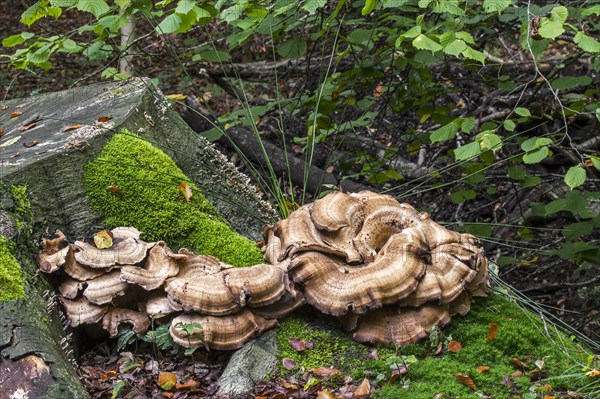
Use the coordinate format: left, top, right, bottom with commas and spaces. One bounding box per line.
9, 184, 29, 213
84, 132, 263, 266
277, 294, 588, 399
0, 236, 26, 301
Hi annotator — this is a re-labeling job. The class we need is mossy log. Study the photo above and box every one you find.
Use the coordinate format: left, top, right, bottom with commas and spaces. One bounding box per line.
0, 79, 276, 398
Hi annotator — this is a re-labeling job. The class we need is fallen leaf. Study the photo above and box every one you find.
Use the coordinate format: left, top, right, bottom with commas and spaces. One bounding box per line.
93, 230, 113, 249
10, 111, 23, 118
256, 240, 265, 248
373, 83, 383, 97
0, 129, 5, 137
511, 358, 527, 369
389, 364, 409, 383
434, 341, 443, 355
11, 152, 20, 158
288, 337, 313, 351
487, 322, 499, 341
353, 378, 371, 399
543, 397, 556, 399
179, 182, 192, 202
367, 349, 378, 360
317, 389, 336, 399
1, 105, 7, 110
282, 358, 297, 370
311, 367, 341, 377
19, 123, 37, 131
35, 150, 47, 155
585, 369, 600, 378
0, 135, 21, 148
15, 103, 27, 108
107, 184, 123, 194
158, 372, 177, 391
452, 373, 477, 391
99, 370, 117, 382
175, 379, 197, 389
448, 340, 462, 353
62, 124, 83, 132
325, 165, 334, 174
511, 370, 523, 377
161, 393, 174, 399
535, 358, 545, 371
433, 394, 446, 399
23, 140, 40, 148
304, 376, 322, 390
502, 375, 519, 393
476, 366, 490, 373
97, 115, 112, 122
165, 93, 187, 101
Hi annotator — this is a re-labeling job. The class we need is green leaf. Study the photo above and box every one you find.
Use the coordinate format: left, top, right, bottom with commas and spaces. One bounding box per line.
564, 164, 586, 189
522, 147, 549, 164
538, 19, 564, 39
521, 136, 552, 151
403, 25, 422, 39
362, 0, 379, 15
551, 75, 592, 90
483, 0, 510, 14
155, 14, 182, 34
515, 107, 531, 117
196, 49, 230, 62
478, 131, 502, 152
175, 0, 195, 14
302, 0, 326, 13
454, 141, 481, 161
412, 34, 442, 53
76, 0, 110, 18
460, 117, 475, 133
455, 31, 475, 45
2, 34, 26, 48
551, 6, 568, 23
21, 3, 47, 27
582, 5, 600, 17
430, 122, 458, 143
503, 119, 515, 131
51, 0, 78, 6
462, 46, 486, 63
0, 135, 22, 148
588, 155, 600, 171
443, 39, 467, 56
450, 189, 477, 204
278, 38, 307, 59
574, 32, 600, 53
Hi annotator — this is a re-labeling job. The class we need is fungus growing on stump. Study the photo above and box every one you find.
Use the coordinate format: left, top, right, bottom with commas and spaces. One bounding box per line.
40, 190, 491, 350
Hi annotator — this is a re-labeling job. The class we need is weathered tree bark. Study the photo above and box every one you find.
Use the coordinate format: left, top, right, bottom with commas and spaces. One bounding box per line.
0, 78, 277, 398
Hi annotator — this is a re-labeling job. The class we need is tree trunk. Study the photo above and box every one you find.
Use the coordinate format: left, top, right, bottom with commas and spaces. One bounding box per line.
0, 78, 277, 398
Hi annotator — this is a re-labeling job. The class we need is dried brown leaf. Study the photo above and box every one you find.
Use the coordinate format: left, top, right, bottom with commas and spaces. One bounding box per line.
502, 375, 519, 393
23, 140, 40, 148
511, 370, 523, 377
1, 105, 8, 110
317, 389, 336, 399
62, 124, 83, 132
97, 116, 112, 122
452, 373, 477, 391
476, 366, 490, 373
0, 129, 5, 137
175, 379, 197, 389
10, 111, 23, 118
19, 123, 37, 131
99, 370, 117, 382
487, 322, 499, 341
586, 369, 600, 378
179, 182, 192, 202
311, 367, 341, 377
288, 337, 313, 352
282, 358, 297, 370
511, 357, 527, 369
107, 184, 123, 194
158, 371, 177, 391
353, 378, 371, 399
448, 340, 462, 353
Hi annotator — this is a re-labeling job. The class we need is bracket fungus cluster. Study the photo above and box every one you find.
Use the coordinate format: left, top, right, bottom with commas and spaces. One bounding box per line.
39, 190, 490, 350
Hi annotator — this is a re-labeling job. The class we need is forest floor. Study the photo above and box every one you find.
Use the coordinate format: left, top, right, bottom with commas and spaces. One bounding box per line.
1, 4, 598, 398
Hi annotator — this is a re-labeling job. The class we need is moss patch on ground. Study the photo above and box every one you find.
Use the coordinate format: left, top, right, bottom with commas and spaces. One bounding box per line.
84, 132, 263, 266
277, 293, 589, 398
0, 236, 26, 301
